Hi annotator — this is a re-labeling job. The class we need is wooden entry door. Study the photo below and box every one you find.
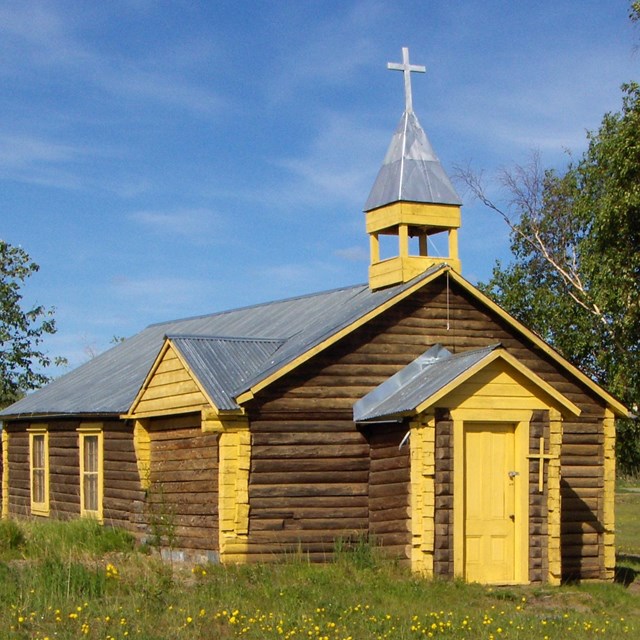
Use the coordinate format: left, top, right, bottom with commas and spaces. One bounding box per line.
464, 423, 517, 583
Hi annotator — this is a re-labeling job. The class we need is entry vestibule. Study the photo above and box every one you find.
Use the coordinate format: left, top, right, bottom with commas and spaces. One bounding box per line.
355, 345, 579, 583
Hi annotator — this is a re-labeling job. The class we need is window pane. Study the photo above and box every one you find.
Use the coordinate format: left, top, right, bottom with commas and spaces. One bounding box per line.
82, 434, 100, 513
84, 436, 98, 472
33, 469, 44, 503
84, 473, 98, 512
33, 435, 44, 469
31, 434, 46, 506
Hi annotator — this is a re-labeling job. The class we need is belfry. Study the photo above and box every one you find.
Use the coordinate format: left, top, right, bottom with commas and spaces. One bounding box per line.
365, 48, 462, 290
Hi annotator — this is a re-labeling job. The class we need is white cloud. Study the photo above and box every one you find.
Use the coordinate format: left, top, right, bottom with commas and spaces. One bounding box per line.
334, 246, 368, 262
129, 208, 226, 244
109, 275, 209, 313
0, 133, 89, 168
267, 110, 387, 210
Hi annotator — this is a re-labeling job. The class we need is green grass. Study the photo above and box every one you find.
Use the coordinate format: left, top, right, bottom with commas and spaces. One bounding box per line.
616, 484, 640, 556
0, 518, 638, 639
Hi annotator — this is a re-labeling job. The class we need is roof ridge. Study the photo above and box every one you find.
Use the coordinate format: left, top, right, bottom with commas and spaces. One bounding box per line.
166, 334, 286, 343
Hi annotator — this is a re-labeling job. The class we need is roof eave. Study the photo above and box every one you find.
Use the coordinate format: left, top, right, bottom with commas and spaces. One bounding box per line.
447, 270, 630, 418
234, 266, 449, 405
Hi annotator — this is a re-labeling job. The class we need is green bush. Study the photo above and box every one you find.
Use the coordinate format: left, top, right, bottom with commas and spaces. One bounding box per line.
0, 519, 25, 553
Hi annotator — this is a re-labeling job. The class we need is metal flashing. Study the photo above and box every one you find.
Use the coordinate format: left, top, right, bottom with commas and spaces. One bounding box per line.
354, 344, 500, 422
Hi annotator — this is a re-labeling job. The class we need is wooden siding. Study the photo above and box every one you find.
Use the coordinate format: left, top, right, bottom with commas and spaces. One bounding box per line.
368, 423, 410, 560
248, 420, 369, 561
133, 346, 209, 417
144, 414, 219, 555
248, 278, 609, 579
528, 411, 549, 583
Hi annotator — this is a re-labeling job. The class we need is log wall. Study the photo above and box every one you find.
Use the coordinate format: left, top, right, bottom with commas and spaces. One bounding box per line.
528, 411, 549, 583
103, 422, 146, 531
4, 419, 143, 531
368, 423, 410, 560
248, 419, 369, 561
144, 414, 219, 555
6, 427, 29, 517
248, 277, 608, 579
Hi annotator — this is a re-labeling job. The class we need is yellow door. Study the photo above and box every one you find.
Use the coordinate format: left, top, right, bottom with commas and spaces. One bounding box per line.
464, 423, 516, 583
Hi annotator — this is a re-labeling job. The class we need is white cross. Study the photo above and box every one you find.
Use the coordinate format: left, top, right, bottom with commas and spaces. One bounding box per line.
387, 47, 426, 113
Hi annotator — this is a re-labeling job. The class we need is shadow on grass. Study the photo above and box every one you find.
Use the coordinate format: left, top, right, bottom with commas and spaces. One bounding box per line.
614, 555, 640, 587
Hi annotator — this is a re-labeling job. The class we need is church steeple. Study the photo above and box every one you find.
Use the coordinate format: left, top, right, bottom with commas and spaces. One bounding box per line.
365, 48, 462, 290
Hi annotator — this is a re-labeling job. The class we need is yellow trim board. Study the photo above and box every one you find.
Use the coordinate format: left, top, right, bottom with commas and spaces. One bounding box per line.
125, 338, 219, 418
602, 408, 616, 580
413, 348, 580, 418
236, 267, 448, 404
126, 340, 174, 417
1, 429, 8, 518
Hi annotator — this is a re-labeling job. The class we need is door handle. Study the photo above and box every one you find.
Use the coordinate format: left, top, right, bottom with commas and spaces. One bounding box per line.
508, 471, 519, 479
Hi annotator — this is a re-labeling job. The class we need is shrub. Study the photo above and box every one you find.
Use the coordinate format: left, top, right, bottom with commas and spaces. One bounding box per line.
0, 519, 25, 553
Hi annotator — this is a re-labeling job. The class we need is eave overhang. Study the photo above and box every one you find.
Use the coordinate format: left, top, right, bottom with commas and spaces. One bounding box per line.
354, 344, 581, 423
446, 269, 630, 419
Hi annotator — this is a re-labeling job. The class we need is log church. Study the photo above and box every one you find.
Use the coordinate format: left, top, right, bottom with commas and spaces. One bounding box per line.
1, 49, 629, 584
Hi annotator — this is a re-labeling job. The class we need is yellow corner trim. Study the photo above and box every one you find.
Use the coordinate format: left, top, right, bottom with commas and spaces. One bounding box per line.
1, 430, 8, 518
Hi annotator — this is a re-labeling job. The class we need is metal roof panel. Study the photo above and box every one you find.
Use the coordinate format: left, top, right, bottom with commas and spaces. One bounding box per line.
354, 344, 500, 422
364, 111, 462, 211
169, 335, 284, 411
1, 267, 446, 418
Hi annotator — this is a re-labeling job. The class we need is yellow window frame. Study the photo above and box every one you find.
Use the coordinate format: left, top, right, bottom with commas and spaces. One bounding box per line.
28, 425, 50, 516
78, 425, 104, 522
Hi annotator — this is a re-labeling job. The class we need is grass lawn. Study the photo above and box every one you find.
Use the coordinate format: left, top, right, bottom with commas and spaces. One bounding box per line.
616, 482, 640, 556
1, 519, 639, 639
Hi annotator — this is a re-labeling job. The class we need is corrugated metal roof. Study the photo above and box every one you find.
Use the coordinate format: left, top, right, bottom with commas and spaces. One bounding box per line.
169, 335, 285, 411
353, 343, 500, 422
1, 265, 447, 418
364, 110, 462, 211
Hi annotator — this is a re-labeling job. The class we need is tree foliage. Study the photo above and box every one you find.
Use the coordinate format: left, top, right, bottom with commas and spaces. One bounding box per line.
0, 240, 66, 409
458, 84, 640, 474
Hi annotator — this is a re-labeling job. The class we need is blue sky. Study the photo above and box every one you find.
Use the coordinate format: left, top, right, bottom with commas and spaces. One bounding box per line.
1, 0, 638, 373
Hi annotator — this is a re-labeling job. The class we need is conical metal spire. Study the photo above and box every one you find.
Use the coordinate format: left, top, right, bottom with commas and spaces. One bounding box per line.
364, 48, 462, 212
